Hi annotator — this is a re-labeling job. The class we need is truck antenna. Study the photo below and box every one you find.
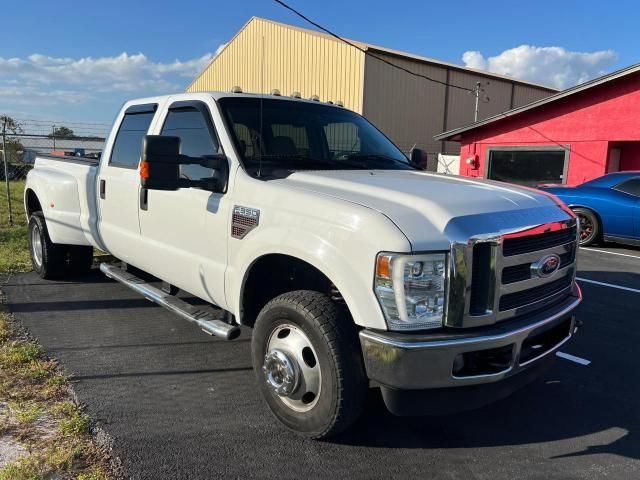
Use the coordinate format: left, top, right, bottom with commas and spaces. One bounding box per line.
258, 36, 265, 178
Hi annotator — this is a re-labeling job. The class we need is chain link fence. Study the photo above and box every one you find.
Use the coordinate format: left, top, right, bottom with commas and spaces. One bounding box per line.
1, 117, 108, 226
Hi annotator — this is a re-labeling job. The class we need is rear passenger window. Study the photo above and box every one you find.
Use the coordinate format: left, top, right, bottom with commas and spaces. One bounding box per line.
614, 178, 640, 197
161, 106, 220, 180
109, 108, 156, 168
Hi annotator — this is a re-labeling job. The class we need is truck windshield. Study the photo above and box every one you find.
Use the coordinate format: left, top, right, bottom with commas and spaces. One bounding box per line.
218, 97, 415, 178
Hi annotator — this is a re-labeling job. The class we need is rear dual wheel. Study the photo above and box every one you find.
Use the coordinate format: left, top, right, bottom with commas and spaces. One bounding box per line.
28, 212, 93, 279
252, 290, 367, 439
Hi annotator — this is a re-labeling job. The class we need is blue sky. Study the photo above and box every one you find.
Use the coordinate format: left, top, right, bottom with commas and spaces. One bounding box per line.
1, 0, 636, 132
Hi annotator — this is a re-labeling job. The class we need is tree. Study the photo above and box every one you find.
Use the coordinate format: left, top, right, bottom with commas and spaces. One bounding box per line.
0, 115, 24, 163
50, 126, 75, 139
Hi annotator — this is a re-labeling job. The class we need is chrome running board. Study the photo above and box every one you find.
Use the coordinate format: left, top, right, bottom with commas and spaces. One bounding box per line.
100, 263, 241, 341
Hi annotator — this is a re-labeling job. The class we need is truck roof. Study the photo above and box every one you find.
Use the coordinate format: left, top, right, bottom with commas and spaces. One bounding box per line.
123, 91, 346, 109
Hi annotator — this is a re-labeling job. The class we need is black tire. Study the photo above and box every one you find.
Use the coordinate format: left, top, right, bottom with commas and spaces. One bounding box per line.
252, 290, 367, 439
572, 207, 600, 246
28, 212, 67, 279
28, 213, 94, 278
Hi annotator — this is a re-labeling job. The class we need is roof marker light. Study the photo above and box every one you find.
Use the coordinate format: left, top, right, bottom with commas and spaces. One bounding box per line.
310, 95, 320, 101
271, 89, 281, 96
291, 91, 301, 98
231, 86, 243, 93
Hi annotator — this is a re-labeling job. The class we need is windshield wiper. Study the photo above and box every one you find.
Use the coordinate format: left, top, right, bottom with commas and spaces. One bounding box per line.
256, 154, 370, 170
342, 153, 417, 169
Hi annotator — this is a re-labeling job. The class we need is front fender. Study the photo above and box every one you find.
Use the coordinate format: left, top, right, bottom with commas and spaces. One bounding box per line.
227, 222, 409, 331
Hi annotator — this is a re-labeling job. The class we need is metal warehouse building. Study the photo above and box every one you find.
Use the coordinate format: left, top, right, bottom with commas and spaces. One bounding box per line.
187, 17, 556, 165
435, 64, 640, 186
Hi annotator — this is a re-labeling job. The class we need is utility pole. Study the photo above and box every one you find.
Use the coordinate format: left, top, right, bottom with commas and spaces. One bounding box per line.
474, 81, 481, 122
52, 124, 56, 150
472, 81, 490, 122
2, 118, 13, 226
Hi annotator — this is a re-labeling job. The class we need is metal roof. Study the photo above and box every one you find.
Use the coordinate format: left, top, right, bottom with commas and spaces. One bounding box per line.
434, 63, 640, 142
189, 17, 559, 93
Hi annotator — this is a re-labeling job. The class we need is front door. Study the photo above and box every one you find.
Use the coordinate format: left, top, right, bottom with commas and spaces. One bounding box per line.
137, 99, 231, 308
98, 103, 160, 262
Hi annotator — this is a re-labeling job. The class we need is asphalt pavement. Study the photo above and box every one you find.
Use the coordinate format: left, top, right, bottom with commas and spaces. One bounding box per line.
2, 245, 640, 479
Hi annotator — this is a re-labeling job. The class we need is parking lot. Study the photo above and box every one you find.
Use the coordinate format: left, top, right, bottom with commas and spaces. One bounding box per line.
2, 244, 639, 479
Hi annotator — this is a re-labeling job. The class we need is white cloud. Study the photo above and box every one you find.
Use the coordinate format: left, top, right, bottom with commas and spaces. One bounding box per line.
462, 45, 618, 89
214, 43, 228, 57
0, 50, 215, 106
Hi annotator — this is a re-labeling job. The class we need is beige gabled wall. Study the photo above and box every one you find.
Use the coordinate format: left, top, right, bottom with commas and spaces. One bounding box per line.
187, 17, 366, 113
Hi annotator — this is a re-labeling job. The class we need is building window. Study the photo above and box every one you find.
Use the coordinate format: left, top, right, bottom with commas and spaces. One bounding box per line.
487, 148, 568, 186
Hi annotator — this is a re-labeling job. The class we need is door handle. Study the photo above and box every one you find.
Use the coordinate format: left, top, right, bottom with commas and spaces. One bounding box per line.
99, 179, 106, 199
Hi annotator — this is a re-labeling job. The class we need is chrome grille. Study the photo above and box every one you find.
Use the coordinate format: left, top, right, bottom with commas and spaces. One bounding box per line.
502, 226, 577, 256
445, 217, 578, 328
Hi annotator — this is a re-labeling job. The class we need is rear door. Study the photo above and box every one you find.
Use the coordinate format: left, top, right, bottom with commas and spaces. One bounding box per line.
137, 98, 231, 307
98, 103, 160, 262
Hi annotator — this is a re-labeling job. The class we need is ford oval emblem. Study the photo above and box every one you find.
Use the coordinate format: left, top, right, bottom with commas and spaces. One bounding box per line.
531, 254, 561, 278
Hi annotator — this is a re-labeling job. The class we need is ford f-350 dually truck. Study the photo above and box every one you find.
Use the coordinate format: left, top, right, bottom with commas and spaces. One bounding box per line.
24, 91, 582, 439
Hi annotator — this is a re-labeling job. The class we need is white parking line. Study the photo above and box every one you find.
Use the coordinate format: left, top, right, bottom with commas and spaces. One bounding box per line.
556, 351, 591, 366
577, 277, 640, 294
580, 247, 640, 260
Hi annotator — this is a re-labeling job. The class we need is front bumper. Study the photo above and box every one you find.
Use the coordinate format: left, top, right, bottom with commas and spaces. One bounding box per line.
359, 286, 581, 393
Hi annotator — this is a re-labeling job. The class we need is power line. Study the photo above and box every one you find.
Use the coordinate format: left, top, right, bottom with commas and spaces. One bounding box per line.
273, 0, 474, 93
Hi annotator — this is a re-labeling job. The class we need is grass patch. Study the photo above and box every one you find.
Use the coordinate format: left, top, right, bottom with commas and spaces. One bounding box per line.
0, 180, 30, 274
0, 311, 113, 479
0, 182, 112, 478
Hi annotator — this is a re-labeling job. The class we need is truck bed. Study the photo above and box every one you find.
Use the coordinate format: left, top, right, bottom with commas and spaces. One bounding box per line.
25, 154, 101, 248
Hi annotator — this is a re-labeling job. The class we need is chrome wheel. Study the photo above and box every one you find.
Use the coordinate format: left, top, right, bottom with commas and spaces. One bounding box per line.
31, 223, 43, 267
263, 324, 321, 412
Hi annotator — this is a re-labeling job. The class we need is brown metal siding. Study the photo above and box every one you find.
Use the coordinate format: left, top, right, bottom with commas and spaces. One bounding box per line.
445, 70, 514, 131
363, 52, 525, 155
362, 52, 447, 154
188, 18, 365, 113
513, 85, 553, 107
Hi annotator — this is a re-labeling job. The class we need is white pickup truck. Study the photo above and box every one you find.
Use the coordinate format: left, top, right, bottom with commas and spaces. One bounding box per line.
24, 91, 582, 438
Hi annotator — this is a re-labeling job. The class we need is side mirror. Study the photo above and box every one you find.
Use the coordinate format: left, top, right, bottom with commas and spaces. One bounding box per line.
141, 135, 181, 191
141, 135, 229, 193
409, 147, 425, 169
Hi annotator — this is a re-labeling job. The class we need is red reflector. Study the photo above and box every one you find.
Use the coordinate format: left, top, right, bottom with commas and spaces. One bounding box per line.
140, 161, 150, 179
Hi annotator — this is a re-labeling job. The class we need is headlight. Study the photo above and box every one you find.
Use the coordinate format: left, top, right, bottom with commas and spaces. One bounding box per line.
374, 252, 447, 331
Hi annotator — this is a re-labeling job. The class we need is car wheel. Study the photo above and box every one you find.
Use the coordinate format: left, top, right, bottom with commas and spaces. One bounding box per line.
572, 207, 600, 246
28, 212, 67, 279
252, 290, 367, 439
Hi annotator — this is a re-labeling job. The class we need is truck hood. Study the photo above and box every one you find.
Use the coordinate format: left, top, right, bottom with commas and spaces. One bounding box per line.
277, 170, 565, 250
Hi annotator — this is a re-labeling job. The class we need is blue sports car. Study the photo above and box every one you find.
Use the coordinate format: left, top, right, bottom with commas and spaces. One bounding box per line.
539, 171, 640, 246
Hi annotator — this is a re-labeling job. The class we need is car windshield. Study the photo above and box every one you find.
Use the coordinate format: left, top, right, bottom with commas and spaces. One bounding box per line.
218, 97, 415, 178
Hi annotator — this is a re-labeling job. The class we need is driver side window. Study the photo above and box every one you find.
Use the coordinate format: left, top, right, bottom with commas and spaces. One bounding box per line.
161, 106, 220, 180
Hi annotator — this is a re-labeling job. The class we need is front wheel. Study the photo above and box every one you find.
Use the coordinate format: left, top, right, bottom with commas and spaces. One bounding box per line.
572, 207, 600, 246
251, 291, 367, 439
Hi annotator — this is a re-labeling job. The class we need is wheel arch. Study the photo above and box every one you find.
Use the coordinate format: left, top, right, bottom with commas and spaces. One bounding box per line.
238, 253, 348, 328
568, 204, 605, 235
24, 188, 42, 218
